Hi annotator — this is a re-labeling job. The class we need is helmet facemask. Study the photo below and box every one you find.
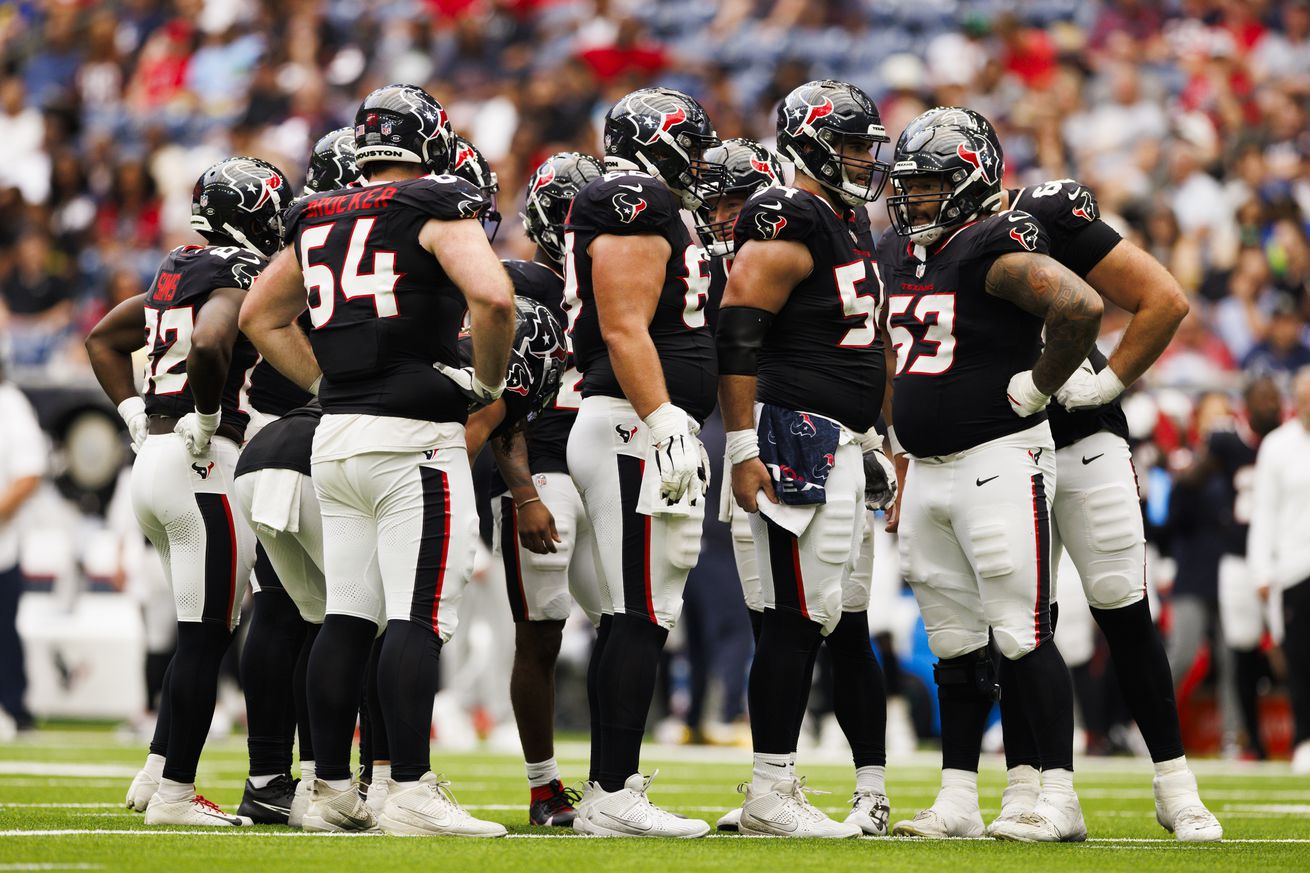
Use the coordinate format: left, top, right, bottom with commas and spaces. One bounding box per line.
888, 170, 961, 246
695, 188, 752, 257
817, 130, 890, 207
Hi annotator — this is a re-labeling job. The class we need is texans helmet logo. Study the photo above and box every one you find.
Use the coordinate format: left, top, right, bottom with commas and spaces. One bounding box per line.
252, 173, 283, 210
531, 164, 556, 193
611, 192, 647, 224
632, 103, 687, 146
956, 139, 998, 185
749, 157, 777, 181
506, 359, 531, 396
792, 96, 834, 132
453, 146, 474, 170
1009, 221, 1040, 252
755, 212, 787, 239
1071, 189, 1097, 222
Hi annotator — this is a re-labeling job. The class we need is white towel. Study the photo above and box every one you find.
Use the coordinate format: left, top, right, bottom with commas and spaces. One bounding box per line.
637, 435, 711, 518
249, 468, 304, 535
757, 495, 817, 538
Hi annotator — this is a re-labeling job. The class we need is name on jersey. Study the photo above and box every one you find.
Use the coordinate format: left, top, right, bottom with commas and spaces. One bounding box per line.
900, 282, 934, 292
153, 271, 181, 302
301, 185, 399, 220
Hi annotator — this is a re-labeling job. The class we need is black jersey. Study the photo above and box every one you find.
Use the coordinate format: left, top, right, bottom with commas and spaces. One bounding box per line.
1208, 428, 1259, 556
247, 313, 314, 419
234, 403, 322, 479
563, 171, 717, 424
142, 244, 263, 440
1009, 179, 1129, 450
284, 174, 489, 425
877, 211, 1050, 457
732, 187, 885, 433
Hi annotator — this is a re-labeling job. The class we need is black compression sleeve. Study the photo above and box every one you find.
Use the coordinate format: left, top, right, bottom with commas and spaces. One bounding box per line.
716, 306, 775, 376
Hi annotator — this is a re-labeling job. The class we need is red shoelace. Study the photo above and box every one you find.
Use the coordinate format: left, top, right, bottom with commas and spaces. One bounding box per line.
193, 795, 224, 813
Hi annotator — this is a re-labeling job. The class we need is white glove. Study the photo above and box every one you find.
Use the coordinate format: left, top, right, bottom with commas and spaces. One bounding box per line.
433, 362, 505, 410
117, 396, 149, 454
1006, 370, 1051, 418
1054, 361, 1125, 411
644, 402, 699, 504
175, 409, 221, 456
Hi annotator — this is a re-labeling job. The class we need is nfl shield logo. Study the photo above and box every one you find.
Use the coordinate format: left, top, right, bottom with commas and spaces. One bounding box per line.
200, 194, 208, 207
381, 121, 393, 135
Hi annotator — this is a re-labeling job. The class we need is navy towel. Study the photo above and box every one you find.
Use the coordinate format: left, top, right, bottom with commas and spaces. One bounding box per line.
757, 404, 841, 506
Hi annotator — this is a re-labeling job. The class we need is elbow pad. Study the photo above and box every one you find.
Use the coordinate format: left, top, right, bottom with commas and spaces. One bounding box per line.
716, 306, 775, 376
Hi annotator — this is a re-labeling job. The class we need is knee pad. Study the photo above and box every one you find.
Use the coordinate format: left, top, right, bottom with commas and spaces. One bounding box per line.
1082, 484, 1144, 554
933, 649, 999, 702
812, 491, 860, 566
662, 505, 705, 572
965, 516, 1016, 580
992, 627, 1041, 661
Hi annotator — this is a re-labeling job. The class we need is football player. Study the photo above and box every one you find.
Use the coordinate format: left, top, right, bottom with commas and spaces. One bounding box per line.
878, 111, 1103, 842
912, 107, 1221, 842
85, 156, 293, 826
562, 87, 720, 838
234, 127, 366, 827
478, 152, 606, 827
238, 83, 514, 837
717, 81, 896, 838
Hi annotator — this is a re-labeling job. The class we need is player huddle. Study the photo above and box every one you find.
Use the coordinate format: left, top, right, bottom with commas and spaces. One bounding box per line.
85, 78, 1222, 844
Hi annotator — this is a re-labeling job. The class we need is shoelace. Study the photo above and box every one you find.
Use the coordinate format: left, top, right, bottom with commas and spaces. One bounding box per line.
542, 785, 579, 815
788, 778, 831, 823
193, 795, 225, 814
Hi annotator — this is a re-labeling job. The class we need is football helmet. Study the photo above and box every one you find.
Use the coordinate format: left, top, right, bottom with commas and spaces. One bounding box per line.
458, 296, 566, 421
522, 151, 604, 264
776, 80, 890, 208
886, 108, 1005, 246
303, 127, 361, 196
189, 156, 292, 258
696, 138, 784, 257
603, 87, 725, 210
354, 84, 454, 175
447, 135, 502, 241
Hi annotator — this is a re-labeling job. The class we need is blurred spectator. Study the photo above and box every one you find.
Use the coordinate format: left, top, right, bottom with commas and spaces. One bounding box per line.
1242, 293, 1310, 376
1, 232, 75, 369
0, 77, 48, 205
0, 364, 47, 731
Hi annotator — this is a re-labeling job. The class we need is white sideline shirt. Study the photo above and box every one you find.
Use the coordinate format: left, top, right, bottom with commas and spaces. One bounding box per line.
1247, 417, 1310, 593
0, 382, 47, 569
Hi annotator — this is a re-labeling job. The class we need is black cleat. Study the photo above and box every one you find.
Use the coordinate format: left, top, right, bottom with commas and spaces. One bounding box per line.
528, 780, 579, 827
238, 774, 298, 825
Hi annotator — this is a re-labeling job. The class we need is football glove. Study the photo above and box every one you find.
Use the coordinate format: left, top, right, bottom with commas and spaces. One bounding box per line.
644, 402, 700, 504
1006, 370, 1050, 418
117, 396, 149, 454
1054, 360, 1124, 411
433, 362, 505, 411
175, 409, 221, 456
863, 448, 897, 511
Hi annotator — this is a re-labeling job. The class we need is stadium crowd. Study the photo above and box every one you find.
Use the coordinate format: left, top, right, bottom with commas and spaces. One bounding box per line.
1, 0, 1309, 763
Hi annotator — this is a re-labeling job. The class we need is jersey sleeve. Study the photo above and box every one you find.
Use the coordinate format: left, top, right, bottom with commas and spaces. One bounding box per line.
967, 210, 1052, 263
393, 174, 490, 221
568, 174, 679, 238
1012, 180, 1121, 277
205, 248, 268, 290
733, 187, 819, 245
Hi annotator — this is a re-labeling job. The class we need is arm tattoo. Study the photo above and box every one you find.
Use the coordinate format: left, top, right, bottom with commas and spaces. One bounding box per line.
986, 253, 1103, 395
491, 429, 536, 497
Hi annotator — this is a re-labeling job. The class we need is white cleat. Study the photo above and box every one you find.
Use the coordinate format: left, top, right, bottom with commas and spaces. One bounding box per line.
144, 793, 252, 826
716, 805, 743, 832
288, 778, 311, 828
1154, 770, 1222, 842
377, 773, 506, 837
365, 778, 390, 815
987, 766, 1041, 835
1291, 740, 1310, 775
844, 788, 891, 836
301, 779, 378, 832
891, 790, 984, 838
572, 772, 709, 838
125, 769, 159, 812
989, 792, 1086, 842
739, 778, 860, 839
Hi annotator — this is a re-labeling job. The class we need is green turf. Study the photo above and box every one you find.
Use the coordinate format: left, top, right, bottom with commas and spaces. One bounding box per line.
1, 730, 1308, 872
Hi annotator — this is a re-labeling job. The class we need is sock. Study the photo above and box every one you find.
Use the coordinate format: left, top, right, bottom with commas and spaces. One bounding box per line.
144, 753, 166, 781
248, 773, 279, 789
855, 765, 885, 795
372, 763, 391, 785
748, 609, 763, 644
752, 752, 793, 790
1008, 643, 1075, 772
1091, 600, 1185, 762
240, 575, 306, 779
156, 777, 194, 802
824, 610, 888, 768
750, 609, 823, 763
363, 633, 388, 764
376, 620, 443, 783
300, 760, 315, 783
307, 614, 377, 782
1007, 763, 1040, 787
1154, 756, 1189, 777
294, 624, 320, 764
148, 660, 174, 758
526, 757, 560, 790
997, 655, 1041, 770
595, 614, 669, 792
586, 615, 613, 784
941, 768, 977, 795
934, 651, 995, 774
1042, 767, 1074, 796
323, 778, 351, 791
161, 622, 234, 784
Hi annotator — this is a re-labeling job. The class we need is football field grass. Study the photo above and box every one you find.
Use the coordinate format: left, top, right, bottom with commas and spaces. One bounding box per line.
2, 728, 1308, 872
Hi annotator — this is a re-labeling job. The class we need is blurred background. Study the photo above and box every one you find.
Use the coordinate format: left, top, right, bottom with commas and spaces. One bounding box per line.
0, 0, 1306, 764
